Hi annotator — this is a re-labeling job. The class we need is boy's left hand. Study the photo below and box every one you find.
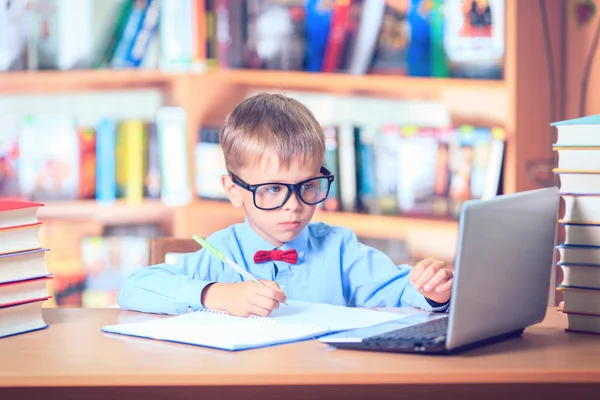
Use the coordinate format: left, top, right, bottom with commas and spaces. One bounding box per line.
410, 257, 453, 304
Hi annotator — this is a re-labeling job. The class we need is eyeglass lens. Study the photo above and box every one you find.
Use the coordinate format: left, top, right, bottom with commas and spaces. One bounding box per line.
254, 177, 330, 209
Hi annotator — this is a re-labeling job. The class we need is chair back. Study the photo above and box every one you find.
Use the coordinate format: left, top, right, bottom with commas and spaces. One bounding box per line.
149, 238, 200, 265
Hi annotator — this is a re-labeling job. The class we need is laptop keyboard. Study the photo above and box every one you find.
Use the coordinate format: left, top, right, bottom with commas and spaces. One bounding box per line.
369, 316, 448, 341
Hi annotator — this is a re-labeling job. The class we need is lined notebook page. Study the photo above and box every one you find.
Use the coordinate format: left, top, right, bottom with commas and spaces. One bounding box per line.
101, 300, 406, 351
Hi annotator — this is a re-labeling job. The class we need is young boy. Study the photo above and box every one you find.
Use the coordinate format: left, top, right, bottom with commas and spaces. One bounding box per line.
118, 93, 453, 317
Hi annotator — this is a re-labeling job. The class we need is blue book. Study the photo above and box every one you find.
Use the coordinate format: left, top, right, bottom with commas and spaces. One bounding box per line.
305, 0, 333, 72
95, 118, 117, 203
124, 0, 160, 67
110, 0, 149, 68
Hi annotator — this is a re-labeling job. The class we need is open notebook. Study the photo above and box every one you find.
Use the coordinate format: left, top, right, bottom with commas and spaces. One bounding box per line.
101, 300, 407, 351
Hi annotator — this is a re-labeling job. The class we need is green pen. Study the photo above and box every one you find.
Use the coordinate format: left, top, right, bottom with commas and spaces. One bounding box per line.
192, 234, 287, 304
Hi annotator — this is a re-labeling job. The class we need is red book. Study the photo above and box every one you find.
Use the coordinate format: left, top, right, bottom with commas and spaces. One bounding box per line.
321, 1, 352, 72
0, 200, 44, 230
0, 276, 52, 308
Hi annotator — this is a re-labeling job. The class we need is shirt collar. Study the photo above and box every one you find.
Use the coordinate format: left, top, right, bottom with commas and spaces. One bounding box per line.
239, 219, 309, 264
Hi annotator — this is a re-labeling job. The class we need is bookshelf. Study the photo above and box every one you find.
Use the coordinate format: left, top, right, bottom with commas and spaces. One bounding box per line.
0, 69, 504, 96
37, 199, 172, 226
0, 70, 180, 93
0, 0, 566, 264
208, 69, 506, 95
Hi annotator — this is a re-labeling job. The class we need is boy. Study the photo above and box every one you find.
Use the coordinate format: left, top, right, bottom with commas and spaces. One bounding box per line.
118, 93, 453, 317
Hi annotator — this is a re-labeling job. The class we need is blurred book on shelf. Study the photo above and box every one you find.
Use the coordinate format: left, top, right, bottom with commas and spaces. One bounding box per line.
1, 0, 504, 80
0, 106, 191, 207
195, 93, 505, 220
80, 234, 150, 308
553, 114, 600, 336
40, 220, 158, 308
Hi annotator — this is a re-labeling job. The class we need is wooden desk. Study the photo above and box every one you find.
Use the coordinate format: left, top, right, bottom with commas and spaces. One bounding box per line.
1, 308, 599, 400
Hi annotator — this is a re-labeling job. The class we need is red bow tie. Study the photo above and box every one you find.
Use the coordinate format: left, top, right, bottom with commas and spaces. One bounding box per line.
253, 249, 298, 264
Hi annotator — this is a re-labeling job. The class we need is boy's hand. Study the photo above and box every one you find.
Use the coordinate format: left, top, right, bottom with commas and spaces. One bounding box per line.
201, 280, 287, 317
410, 257, 453, 305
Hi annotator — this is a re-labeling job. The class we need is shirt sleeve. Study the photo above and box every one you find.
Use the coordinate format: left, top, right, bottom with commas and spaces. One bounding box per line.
117, 234, 240, 315
340, 230, 449, 312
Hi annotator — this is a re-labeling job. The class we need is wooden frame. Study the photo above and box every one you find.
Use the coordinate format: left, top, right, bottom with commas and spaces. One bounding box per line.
149, 238, 200, 265
0, 0, 577, 270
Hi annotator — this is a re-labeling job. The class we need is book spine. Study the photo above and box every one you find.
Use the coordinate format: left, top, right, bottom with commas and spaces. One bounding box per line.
195, 126, 228, 200
144, 122, 161, 199
192, 0, 207, 69
95, 118, 117, 204
429, 0, 449, 77
93, 0, 136, 68
205, 0, 219, 67
125, 0, 160, 67
77, 126, 96, 199
122, 120, 145, 204
356, 126, 376, 213
321, 1, 351, 72
157, 107, 192, 206
110, 0, 148, 68
374, 124, 400, 215
322, 126, 340, 212
338, 123, 357, 212
304, 0, 333, 72
159, 0, 195, 71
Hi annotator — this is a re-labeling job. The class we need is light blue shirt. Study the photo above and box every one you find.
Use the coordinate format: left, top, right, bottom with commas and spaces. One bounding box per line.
117, 220, 449, 315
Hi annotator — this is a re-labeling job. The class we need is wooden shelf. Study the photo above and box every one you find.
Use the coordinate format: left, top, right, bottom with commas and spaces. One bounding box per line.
0, 69, 181, 94
0, 68, 506, 98
37, 199, 173, 225
0, 69, 508, 124
312, 208, 455, 237
208, 69, 506, 98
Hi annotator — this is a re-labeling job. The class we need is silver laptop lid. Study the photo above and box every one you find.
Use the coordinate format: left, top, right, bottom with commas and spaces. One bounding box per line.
446, 187, 560, 350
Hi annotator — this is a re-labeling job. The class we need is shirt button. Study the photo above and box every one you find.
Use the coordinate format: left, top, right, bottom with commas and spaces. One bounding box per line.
298, 251, 304, 257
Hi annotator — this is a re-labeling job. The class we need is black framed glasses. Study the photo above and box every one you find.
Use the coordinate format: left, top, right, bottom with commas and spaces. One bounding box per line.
230, 166, 335, 210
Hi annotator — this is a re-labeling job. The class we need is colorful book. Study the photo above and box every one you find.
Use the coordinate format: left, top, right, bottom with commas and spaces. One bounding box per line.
115, 120, 145, 204
0, 276, 52, 307
0, 200, 43, 229
95, 117, 117, 203
156, 107, 192, 206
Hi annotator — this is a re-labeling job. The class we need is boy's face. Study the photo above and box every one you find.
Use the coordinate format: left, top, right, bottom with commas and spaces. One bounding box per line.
221, 157, 322, 248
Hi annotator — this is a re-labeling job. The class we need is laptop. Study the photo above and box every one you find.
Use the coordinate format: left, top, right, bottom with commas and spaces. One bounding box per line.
319, 187, 560, 354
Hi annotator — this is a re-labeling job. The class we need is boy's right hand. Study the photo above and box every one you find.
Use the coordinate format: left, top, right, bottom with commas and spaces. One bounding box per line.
201, 280, 286, 318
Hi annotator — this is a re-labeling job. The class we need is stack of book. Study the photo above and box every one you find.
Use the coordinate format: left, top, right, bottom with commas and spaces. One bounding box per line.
0, 200, 52, 339
553, 115, 600, 335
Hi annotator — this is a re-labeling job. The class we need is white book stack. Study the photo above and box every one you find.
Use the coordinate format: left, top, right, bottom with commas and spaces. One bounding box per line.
0, 201, 52, 339
552, 115, 600, 336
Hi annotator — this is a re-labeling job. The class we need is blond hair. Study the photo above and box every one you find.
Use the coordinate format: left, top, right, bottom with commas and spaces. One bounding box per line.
220, 93, 325, 173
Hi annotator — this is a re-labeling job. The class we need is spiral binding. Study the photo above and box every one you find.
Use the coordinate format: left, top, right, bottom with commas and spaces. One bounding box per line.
202, 308, 228, 315
202, 309, 279, 323
248, 315, 279, 324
